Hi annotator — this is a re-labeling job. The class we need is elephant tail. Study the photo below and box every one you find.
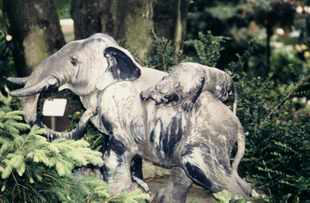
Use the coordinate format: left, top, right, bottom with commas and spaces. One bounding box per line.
233, 82, 238, 115
229, 126, 252, 197
226, 171, 252, 197
232, 125, 245, 173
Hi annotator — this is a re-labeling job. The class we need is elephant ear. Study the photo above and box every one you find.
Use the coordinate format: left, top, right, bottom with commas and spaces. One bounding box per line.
104, 47, 141, 81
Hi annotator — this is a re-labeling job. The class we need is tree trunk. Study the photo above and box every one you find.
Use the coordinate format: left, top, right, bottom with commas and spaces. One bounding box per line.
265, 23, 272, 77
3, 0, 65, 76
71, 0, 188, 62
0, 0, 5, 29
305, 14, 310, 44
71, 0, 106, 40
72, 0, 154, 62
104, 0, 154, 62
153, 0, 188, 62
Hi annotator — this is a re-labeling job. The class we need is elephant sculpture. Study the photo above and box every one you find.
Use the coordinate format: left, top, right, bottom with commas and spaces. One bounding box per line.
8, 33, 162, 192
8, 33, 251, 202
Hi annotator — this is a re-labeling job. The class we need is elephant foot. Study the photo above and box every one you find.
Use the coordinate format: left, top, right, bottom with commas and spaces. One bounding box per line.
151, 185, 189, 203
152, 188, 172, 203
151, 167, 192, 203
108, 181, 148, 197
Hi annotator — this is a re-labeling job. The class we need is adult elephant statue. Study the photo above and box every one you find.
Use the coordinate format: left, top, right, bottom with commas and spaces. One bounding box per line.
7, 33, 166, 127
7, 33, 165, 194
8, 33, 251, 202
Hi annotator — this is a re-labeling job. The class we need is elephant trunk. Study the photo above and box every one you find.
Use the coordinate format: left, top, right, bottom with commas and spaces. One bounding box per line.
22, 95, 40, 124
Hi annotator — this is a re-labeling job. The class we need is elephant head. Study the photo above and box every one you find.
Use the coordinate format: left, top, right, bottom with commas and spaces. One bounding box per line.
8, 33, 142, 124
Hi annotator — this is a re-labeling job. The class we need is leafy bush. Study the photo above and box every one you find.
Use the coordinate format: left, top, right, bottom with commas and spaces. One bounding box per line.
147, 36, 176, 71
147, 31, 226, 72
270, 45, 309, 84
0, 32, 15, 87
55, 0, 71, 19
227, 33, 310, 202
184, 31, 225, 67
235, 73, 310, 202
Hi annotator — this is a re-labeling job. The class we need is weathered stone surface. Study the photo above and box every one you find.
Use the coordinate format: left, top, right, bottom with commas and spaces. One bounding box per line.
143, 161, 170, 179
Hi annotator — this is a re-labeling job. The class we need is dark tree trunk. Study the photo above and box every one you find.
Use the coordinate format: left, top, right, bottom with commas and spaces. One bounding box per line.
71, 0, 106, 40
72, 0, 154, 62
265, 23, 272, 77
103, 0, 154, 62
305, 15, 310, 44
71, 0, 188, 62
174, 0, 188, 61
3, 0, 65, 76
153, 0, 188, 62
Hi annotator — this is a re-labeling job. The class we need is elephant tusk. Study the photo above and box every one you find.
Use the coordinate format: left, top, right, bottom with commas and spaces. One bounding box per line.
9, 77, 58, 97
6, 76, 29, 85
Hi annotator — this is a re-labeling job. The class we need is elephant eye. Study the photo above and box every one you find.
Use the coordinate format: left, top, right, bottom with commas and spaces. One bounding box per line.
70, 56, 79, 66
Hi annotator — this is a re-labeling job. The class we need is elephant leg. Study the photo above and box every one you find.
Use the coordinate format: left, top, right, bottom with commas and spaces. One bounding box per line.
100, 150, 134, 194
101, 151, 150, 194
130, 155, 150, 192
152, 167, 192, 203
100, 136, 150, 195
99, 135, 135, 194
180, 146, 222, 194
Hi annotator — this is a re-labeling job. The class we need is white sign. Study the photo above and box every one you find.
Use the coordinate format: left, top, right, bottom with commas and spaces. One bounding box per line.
42, 98, 67, 117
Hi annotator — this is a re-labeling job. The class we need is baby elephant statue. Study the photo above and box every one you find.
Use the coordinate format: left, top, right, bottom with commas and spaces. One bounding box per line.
8, 33, 251, 203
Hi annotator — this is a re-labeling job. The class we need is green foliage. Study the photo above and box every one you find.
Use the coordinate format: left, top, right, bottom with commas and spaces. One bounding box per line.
0, 91, 100, 202
147, 36, 176, 71
233, 72, 310, 202
147, 31, 225, 70
54, 0, 71, 19
206, 3, 242, 21
184, 31, 225, 67
253, 0, 296, 28
0, 32, 15, 87
271, 45, 310, 84
294, 79, 310, 99
52, 175, 150, 203
0, 91, 149, 203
